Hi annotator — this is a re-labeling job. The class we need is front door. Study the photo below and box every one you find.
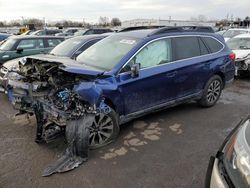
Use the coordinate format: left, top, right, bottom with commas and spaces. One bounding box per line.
118, 38, 177, 115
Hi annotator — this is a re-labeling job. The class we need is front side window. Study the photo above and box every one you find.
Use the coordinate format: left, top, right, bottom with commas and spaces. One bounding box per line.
173, 36, 200, 60
17, 39, 44, 49
134, 39, 172, 69
77, 35, 139, 70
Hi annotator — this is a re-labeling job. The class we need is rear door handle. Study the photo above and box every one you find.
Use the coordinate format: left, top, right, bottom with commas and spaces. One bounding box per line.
166, 71, 177, 78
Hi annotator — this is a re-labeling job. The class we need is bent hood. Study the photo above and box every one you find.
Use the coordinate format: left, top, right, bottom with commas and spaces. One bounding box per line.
25, 54, 104, 77
3, 54, 70, 70
233, 50, 250, 60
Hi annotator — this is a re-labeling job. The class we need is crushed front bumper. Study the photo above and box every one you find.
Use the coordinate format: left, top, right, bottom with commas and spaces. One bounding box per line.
0, 66, 8, 93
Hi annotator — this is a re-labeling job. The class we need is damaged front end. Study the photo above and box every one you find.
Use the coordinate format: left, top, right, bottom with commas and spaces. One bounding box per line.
7, 57, 114, 176
235, 55, 250, 76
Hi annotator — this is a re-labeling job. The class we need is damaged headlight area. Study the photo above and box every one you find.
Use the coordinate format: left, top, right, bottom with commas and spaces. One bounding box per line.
235, 57, 250, 76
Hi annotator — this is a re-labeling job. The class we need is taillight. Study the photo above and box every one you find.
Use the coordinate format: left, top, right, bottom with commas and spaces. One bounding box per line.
229, 52, 236, 61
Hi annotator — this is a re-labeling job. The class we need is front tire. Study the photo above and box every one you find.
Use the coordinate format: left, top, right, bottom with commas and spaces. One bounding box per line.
198, 75, 223, 107
89, 108, 119, 149
65, 106, 119, 152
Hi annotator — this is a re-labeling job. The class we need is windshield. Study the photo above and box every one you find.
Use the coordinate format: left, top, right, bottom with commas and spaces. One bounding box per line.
223, 30, 248, 38
50, 37, 83, 57
74, 30, 87, 36
0, 38, 17, 51
76, 35, 140, 70
227, 38, 250, 50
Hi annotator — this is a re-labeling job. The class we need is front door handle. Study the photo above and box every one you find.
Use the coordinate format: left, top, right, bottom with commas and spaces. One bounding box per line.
166, 71, 177, 78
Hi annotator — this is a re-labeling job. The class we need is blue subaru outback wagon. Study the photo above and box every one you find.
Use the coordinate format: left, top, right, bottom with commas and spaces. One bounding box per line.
7, 26, 235, 175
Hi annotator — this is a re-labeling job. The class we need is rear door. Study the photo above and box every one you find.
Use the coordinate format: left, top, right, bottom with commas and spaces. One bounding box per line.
171, 36, 211, 99
118, 38, 177, 114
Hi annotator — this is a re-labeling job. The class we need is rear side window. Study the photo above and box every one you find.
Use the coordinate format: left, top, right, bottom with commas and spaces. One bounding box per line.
201, 37, 223, 53
198, 38, 210, 55
173, 37, 200, 60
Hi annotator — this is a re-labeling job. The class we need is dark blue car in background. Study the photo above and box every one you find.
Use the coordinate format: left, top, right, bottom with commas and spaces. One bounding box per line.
6, 26, 235, 175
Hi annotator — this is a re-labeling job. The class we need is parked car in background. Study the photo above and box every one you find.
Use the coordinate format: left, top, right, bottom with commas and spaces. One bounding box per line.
216, 30, 226, 36
21, 30, 35, 35
223, 28, 250, 42
32, 29, 62, 36
74, 28, 113, 36
0, 33, 11, 42
0, 34, 108, 92
55, 28, 79, 36
6, 26, 235, 175
205, 115, 250, 188
227, 34, 250, 76
0, 35, 64, 64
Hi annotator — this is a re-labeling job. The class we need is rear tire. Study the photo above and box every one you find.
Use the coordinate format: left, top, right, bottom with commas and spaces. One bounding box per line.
198, 75, 223, 107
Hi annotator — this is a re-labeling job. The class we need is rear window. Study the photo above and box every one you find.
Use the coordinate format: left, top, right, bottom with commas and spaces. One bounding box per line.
201, 37, 223, 53
47, 39, 62, 47
173, 36, 200, 60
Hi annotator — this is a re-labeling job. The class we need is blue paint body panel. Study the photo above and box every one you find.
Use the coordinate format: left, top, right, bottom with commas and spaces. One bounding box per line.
58, 30, 235, 120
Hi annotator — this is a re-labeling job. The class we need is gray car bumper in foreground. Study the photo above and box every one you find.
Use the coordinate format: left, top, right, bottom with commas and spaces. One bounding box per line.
209, 158, 227, 188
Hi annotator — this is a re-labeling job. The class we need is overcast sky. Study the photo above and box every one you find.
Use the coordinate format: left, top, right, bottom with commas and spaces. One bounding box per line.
0, 0, 250, 23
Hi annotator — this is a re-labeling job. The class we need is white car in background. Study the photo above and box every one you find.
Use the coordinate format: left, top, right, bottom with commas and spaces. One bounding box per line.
223, 28, 250, 42
226, 34, 250, 76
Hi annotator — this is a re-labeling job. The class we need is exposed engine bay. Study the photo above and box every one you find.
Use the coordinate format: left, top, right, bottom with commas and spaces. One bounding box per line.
7, 57, 112, 176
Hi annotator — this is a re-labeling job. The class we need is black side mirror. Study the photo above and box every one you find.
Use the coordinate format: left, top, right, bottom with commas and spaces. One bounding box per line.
131, 63, 140, 78
16, 47, 23, 53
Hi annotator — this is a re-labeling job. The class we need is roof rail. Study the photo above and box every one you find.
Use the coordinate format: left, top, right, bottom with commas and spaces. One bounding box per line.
148, 26, 215, 36
119, 25, 165, 32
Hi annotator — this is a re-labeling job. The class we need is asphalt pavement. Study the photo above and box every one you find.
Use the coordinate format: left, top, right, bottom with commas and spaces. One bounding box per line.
0, 79, 250, 188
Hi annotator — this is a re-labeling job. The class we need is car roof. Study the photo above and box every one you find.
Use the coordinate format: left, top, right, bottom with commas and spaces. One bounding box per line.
234, 33, 250, 38
113, 27, 216, 39
114, 29, 156, 39
227, 28, 250, 31
72, 34, 108, 40
8, 35, 65, 39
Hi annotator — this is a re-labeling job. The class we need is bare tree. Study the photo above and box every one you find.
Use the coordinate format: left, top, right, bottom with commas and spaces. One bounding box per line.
197, 15, 207, 22
190, 15, 207, 22
110, 18, 121, 27
23, 18, 44, 27
99, 16, 110, 27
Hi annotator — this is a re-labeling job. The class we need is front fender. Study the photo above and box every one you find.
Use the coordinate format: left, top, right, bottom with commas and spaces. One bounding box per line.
73, 82, 103, 106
